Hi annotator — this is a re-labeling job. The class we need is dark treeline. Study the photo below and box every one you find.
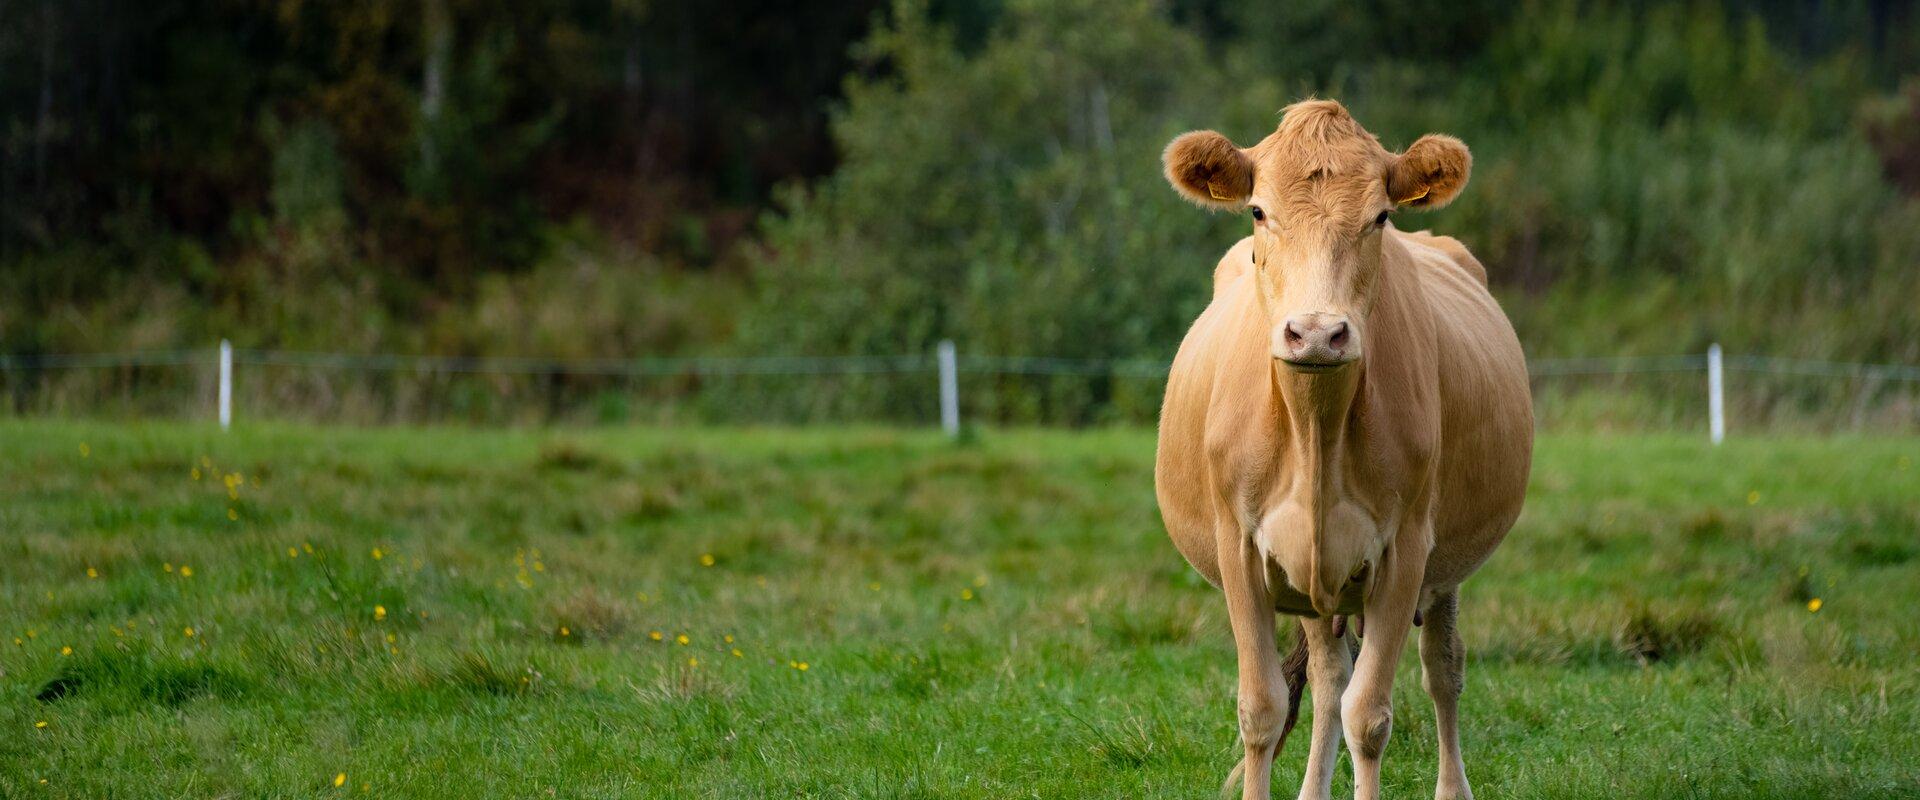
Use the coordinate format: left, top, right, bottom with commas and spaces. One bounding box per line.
4, 1, 1920, 424
1, 0, 881, 275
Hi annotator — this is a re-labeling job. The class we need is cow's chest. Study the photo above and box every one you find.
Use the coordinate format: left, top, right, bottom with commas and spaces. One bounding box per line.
1248, 482, 1400, 617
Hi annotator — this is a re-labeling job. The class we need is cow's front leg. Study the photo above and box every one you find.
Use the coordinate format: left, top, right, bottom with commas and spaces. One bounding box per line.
1219, 529, 1289, 800
1293, 615, 1351, 800
1342, 530, 1428, 800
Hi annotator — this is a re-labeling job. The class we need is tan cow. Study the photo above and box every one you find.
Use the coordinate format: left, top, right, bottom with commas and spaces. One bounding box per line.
1155, 99, 1533, 800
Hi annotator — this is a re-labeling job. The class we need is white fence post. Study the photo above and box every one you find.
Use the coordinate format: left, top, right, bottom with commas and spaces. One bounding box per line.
1707, 343, 1724, 445
218, 339, 233, 431
937, 339, 959, 437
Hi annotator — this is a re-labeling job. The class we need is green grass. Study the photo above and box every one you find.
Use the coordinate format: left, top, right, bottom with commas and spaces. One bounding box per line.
2, 422, 1916, 798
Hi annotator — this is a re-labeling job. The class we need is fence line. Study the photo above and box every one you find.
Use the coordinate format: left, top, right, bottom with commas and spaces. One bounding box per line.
1727, 354, 1920, 382
3, 341, 1917, 438
227, 350, 934, 376
10, 347, 1913, 380
0, 349, 208, 369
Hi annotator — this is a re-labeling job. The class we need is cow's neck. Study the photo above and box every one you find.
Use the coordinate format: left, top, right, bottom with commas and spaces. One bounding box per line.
1264, 242, 1421, 614
1273, 364, 1360, 486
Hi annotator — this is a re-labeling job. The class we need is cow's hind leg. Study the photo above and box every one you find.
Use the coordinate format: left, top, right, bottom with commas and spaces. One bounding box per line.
1419, 591, 1471, 800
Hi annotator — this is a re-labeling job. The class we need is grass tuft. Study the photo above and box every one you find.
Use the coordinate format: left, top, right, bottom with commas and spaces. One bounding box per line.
548, 588, 630, 642
445, 652, 544, 696
1615, 606, 1722, 665
536, 441, 622, 473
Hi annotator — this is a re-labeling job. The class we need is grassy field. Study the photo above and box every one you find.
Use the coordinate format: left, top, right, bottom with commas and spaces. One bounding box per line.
2, 422, 1917, 798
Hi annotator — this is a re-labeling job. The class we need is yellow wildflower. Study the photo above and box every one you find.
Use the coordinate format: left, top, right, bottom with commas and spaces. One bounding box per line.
723, 634, 734, 644
192, 467, 201, 480
373, 606, 387, 621
797, 662, 809, 671
183, 627, 195, 637
559, 627, 570, 637
961, 588, 975, 601
731, 648, 744, 658
86, 567, 97, 579
688, 657, 699, 667
973, 574, 988, 588
649, 631, 663, 642
179, 565, 193, 577
699, 553, 716, 567
371, 547, 384, 560
675, 634, 689, 645
227, 508, 238, 520
163, 563, 173, 573
334, 773, 346, 788
1746, 490, 1761, 505
35, 720, 47, 729
79, 443, 90, 458
869, 582, 881, 591
60, 646, 71, 656
1807, 598, 1823, 613
288, 547, 299, 558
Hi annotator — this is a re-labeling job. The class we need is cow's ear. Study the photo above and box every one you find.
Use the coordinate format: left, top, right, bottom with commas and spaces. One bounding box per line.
1388, 134, 1471, 209
1163, 130, 1254, 210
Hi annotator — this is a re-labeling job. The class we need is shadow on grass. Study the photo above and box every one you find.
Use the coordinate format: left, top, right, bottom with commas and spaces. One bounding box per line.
36, 647, 251, 707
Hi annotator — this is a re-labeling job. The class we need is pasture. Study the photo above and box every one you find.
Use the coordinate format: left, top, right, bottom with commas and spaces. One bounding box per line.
3, 422, 1917, 798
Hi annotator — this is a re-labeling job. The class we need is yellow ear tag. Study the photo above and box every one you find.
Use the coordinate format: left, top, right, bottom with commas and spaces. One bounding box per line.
1207, 182, 1230, 202
1397, 187, 1429, 206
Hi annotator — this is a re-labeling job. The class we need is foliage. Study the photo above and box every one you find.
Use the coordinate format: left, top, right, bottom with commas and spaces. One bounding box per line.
750, 0, 1920, 417
747, 0, 1273, 421
4, 1, 1920, 424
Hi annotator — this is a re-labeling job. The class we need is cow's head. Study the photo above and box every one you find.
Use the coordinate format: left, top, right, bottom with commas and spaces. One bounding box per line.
1162, 99, 1469, 376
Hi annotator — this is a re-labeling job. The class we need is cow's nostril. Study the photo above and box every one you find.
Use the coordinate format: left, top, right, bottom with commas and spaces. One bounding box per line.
1284, 323, 1305, 345
1327, 323, 1349, 349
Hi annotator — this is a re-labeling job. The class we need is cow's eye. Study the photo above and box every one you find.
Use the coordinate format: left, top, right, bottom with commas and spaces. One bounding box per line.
1374, 210, 1390, 227
1250, 206, 1265, 222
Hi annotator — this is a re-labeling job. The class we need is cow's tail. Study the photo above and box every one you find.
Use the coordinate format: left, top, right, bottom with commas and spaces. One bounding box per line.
1219, 619, 1311, 800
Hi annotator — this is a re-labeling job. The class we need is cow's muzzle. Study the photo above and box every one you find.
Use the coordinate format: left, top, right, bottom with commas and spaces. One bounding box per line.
1276, 313, 1359, 372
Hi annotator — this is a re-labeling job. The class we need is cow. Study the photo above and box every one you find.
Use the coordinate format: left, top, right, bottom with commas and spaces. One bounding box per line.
1154, 99, 1533, 800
